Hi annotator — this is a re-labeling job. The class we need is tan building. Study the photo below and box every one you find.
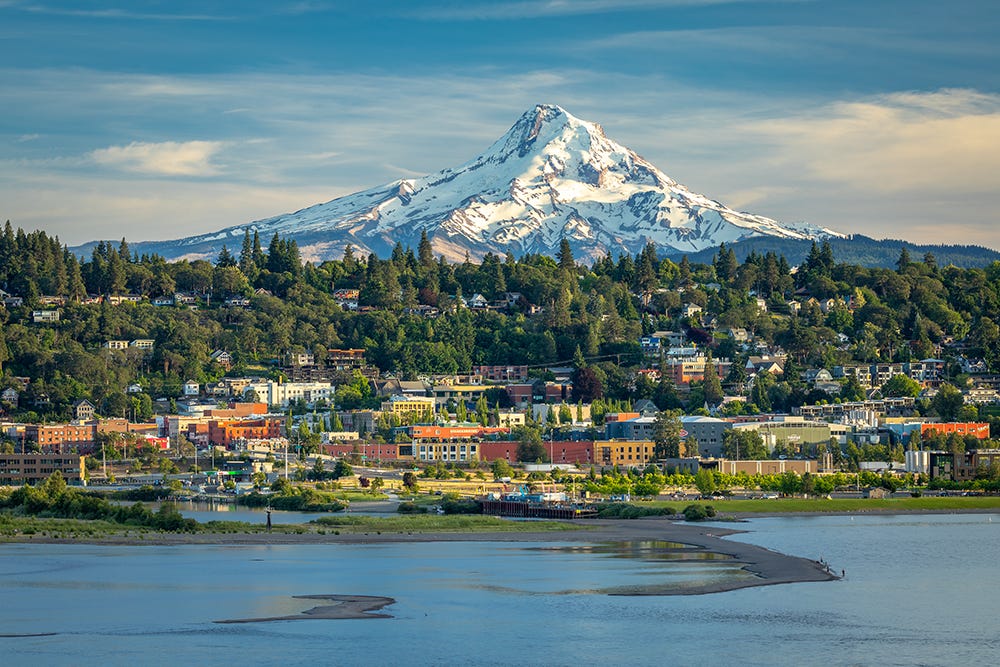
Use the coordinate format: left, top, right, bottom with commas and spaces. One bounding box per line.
593, 440, 656, 468
380, 395, 436, 417
704, 458, 819, 476
0, 453, 85, 485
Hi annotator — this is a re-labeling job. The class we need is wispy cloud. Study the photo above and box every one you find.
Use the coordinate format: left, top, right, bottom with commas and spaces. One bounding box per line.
416, 0, 789, 20
90, 140, 225, 176
749, 89, 1000, 194
6, 2, 231, 21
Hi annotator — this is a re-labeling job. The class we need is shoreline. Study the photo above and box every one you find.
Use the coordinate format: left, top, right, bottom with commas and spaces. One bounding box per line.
1, 516, 841, 596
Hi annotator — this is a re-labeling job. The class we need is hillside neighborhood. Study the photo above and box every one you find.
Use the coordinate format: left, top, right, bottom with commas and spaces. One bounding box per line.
2, 227, 999, 493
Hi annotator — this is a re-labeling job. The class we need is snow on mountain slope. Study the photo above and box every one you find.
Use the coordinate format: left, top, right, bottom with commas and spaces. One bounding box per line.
95, 104, 843, 262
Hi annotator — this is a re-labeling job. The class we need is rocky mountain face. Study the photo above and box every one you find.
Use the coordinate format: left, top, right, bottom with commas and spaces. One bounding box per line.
82, 104, 842, 263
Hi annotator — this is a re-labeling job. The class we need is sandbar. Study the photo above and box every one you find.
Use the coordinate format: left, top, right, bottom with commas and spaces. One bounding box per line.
6, 517, 839, 596
215, 594, 396, 623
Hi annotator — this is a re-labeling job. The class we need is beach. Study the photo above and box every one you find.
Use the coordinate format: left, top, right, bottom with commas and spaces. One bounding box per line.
5, 516, 839, 597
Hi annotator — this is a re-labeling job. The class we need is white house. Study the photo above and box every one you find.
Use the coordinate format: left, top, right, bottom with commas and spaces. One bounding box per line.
183, 380, 200, 396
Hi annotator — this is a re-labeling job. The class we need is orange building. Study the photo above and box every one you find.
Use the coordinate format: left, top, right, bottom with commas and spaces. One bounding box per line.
407, 424, 510, 441
207, 418, 284, 447
921, 422, 990, 439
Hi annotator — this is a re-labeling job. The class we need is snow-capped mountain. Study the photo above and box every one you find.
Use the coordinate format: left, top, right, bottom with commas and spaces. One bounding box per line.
92, 104, 843, 262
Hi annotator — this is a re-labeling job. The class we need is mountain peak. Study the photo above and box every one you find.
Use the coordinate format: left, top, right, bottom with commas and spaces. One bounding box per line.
92, 106, 844, 263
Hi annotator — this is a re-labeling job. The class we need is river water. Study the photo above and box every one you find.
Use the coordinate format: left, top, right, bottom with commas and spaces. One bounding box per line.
1, 513, 997, 666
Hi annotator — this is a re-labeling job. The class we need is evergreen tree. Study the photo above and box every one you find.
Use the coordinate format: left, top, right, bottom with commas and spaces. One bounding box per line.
702, 352, 724, 406
418, 229, 434, 268
678, 255, 692, 287
557, 238, 575, 274
216, 245, 236, 268
897, 246, 912, 273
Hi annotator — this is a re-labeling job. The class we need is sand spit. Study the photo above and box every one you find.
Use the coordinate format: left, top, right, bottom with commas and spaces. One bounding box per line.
215, 595, 396, 623
9, 517, 839, 595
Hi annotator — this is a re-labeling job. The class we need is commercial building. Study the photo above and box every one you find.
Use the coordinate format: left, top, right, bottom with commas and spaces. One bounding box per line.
207, 418, 285, 447
679, 416, 732, 458
0, 453, 85, 485
380, 395, 436, 417
244, 380, 333, 408
920, 422, 990, 440
593, 440, 656, 468
929, 449, 1000, 482
732, 416, 832, 454
702, 458, 819, 476
24, 423, 96, 454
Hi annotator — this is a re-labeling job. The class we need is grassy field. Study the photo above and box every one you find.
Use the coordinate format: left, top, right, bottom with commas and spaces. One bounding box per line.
647, 495, 1000, 514
0, 510, 578, 541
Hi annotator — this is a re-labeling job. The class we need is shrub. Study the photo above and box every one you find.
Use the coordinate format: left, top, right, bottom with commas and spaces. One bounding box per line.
682, 503, 716, 521
397, 501, 427, 514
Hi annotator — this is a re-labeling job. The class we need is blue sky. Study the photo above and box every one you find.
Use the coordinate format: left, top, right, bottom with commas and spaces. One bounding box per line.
2, 0, 998, 249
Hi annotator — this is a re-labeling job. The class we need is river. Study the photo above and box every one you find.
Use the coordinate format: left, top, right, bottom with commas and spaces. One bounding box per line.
1, 513, 997, 666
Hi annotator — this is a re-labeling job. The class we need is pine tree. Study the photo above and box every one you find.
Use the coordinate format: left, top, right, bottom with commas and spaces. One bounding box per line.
897, 246, 912, 273
678, 255, 692, 287
418, 229, 434, 268
702, 352, 724, 406
557, 238, 575, 273
216, 245, 236, 267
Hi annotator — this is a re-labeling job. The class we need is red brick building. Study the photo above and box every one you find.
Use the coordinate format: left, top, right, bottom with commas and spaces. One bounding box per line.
24, 423, 96, 454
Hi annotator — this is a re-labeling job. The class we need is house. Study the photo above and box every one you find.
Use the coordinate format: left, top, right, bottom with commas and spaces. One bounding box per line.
286, 351, 315, 367
103, 340, 129, 350
105, 294, 144, 305
468, 293, 489, 309
746, 355, 785, 376
80, 294, 103, 305
1, 388, 19, 407
803, 368, 834, 385
725, 328, 750, 344
72, 399, 96, 421
632, 399, 659, 417
254, 287, 273, 297
183, 380, 201, 396
0, 289, 23, 308
38, 295, 66, 306
681, 303, 703, 318
32, 310, 60, 323
332, 288, 360, 301
152, 296, 175, 306
174, 292, 198, 305
205, 381, 230, 397
129, 339, 154, 351
403, 305, 439, 317
210, 350, 233, 369
640, 331, 686, 356
754, 297, 768, 312
224, 296, 251, 308
786, 300, 801, 315
818, 298, 840, 313
502, 292, 525, 309
126, 383, 143, 394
